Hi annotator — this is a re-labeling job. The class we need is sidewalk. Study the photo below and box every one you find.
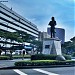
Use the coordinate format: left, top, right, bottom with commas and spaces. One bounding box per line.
0, 58, 30, 68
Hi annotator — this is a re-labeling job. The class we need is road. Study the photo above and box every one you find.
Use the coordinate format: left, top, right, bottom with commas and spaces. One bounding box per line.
0, 58, 30, 68
0, 58, 74, 68
0, 67, 75, 75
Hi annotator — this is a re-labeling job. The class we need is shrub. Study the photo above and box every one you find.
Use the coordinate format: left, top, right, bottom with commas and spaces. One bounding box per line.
31, 54, 57, 60
31, 54, 71, 60
72, 52, 75, 57
64, 55, 71, 60
0, 56, 10, 60
13, 55, 31, 59
15, 60, 75, 66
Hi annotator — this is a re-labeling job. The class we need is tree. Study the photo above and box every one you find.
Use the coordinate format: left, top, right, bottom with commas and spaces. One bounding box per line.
31, 40, 42, 54
72, 52, 75, 57
17, 31, 33, 43
62, 36, 75, 55
70, 37, 75, 42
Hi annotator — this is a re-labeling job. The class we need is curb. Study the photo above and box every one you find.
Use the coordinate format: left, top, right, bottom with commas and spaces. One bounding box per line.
0, 65, 75, 70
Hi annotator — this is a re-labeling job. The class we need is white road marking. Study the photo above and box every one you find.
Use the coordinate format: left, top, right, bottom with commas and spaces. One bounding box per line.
13, 69, 27, 75
33, 69, 59, 75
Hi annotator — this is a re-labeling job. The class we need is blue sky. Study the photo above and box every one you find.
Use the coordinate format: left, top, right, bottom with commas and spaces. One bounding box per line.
3, 0, 75, 41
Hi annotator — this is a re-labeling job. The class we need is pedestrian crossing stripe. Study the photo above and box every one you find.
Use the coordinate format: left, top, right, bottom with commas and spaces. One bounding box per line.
33, 69, 59, 75
13, 69, 27, 75
13, 69, 59, 75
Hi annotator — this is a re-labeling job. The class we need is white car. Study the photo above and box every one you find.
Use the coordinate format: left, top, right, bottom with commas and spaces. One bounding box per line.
1, 51, 15, 55
1, 51, 5, 55
12, 52, 15, 55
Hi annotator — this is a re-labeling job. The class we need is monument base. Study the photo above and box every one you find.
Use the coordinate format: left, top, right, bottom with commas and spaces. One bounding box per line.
56, 55, 66, 61
42, 38, 66, 61
42, 38, 62, 55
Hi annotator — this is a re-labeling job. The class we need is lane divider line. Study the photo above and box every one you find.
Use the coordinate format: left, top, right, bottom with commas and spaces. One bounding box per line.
13, 69, 27, 75
33, 69, 59, 75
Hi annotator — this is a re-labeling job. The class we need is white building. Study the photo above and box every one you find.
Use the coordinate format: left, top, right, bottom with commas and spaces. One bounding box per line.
0, 3, 39, 47
0, 3, 39, 37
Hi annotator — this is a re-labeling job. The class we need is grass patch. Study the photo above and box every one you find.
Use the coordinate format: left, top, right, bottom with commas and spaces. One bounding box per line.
15, 60, 75, 66
0, 56, 10, 60
13, 55, 31, 59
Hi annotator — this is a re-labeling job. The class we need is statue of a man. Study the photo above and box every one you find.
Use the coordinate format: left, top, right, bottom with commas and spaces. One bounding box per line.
48, 17, 57, 38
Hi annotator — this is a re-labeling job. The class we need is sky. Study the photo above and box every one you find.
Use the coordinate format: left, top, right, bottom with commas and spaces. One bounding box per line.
2, 0, 75, 41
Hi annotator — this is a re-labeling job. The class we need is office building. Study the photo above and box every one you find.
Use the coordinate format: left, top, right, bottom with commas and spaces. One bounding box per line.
0, 3, 39, 47
47, 27, 65, 44
0, 3, 39, 38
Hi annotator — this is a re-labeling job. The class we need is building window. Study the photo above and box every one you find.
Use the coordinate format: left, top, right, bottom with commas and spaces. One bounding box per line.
45, 45, 50, 49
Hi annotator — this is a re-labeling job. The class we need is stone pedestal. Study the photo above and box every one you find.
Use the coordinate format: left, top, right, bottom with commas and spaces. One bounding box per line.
42, 38, 62, 55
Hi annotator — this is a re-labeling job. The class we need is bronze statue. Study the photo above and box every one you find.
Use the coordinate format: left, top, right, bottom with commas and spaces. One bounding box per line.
48, 17, 56, 38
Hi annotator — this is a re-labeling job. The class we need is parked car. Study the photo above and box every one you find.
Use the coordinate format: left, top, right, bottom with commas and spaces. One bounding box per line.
1, 51, 5, 55
1, 50, 15, 55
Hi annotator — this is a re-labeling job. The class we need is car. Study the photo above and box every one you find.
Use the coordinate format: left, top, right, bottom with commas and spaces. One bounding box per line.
1, 51, 5, 55
1, 51, 10, 55
1, 50, 15, 55
12, 52, 15, 55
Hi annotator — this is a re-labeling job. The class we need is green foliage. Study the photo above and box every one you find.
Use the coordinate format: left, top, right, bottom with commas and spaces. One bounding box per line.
0, 56, 9, 60
31, 40, 42, 53
70, 37, 75, 42
17, 31, 34, 42
0, 30, 33, 44
31, 54, 57, 60
62, 36, 75, 55
72, 52, 75, 57
64, 55, 71, 60
31, 54, 71, 60
13, 55, 31, 59
0, 30, 6, 38
15, 60, 75, 66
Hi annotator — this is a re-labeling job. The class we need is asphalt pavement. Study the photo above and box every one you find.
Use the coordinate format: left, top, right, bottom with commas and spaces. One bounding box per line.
0, 58, 30, 68
0, 67, 75, 75
0, 58, 75, 75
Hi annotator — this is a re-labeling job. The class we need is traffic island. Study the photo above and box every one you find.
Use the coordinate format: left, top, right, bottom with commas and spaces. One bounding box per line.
0, 60, 75, 69
14, 60, 75, 67
13, 54, 75, 68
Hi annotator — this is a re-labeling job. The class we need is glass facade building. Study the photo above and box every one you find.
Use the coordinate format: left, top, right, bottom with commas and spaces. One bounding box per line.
47, 27, 65, 44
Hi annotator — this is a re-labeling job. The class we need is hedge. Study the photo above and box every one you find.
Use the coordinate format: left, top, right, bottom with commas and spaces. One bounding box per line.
72, 52, 75, 57
13, 55, 31, 59
31, 54, 71, 60
15, 60, 75, 66
0, 56, 10, 60
64, 55, 71, 60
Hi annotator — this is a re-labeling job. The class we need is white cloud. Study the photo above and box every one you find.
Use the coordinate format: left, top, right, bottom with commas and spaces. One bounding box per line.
1, 0, 74, 41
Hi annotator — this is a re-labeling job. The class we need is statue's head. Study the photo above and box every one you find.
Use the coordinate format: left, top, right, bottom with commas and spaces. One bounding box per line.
51, 17, 55, 21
